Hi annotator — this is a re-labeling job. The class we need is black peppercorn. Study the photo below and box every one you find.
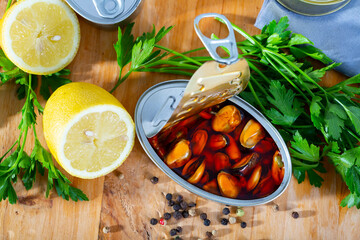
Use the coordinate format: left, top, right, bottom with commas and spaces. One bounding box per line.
176, 226, 182, 233
188, 202, 196, 207
168, 200, 175, 206
173, 204, 181, 211
173, 211, 182, 220
174, 237, 182, 240
222, 207, 230, 215
182, 210, 189, 218
220, 218, 229, 225
240, 221, 247, 228
150, 218, 158, 225
170, 229, 177, 236
163, 212, 171, 220
166, 193, 172, 201
200, 213, 207, 220
206, 231, 213, 238
292, 211, 299, 219
150, 176, 159, 184
176, 195, 183, 202
180, 201, 188, 210
203, 219, 211, 226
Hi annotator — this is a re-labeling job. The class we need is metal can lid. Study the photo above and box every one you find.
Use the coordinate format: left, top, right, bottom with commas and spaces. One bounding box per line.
65, 0, 142, 25
277, 0, 351, 16
135, 80, 187, 138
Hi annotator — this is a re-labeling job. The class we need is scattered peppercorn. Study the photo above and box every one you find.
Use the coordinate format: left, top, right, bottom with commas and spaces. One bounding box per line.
272, 204, 279, 212
229, 217, 237, 224
176, 195, 184, 202
222, 207, 230, 215
221, 218, 229, 225
206, 231, 212, 238
150, 176, 159, 184
180, 201, 188, 210
188, 202, 196, 207
118, 173, 124, 180
166, 193, 173, 201
292, 211, 299, 219
159, 218, 167, 226
173, 204, 181, 211
189, 208, 196, 217
211, 230, 217, 236
182, 210, 189, 218
170, 229, 178, 236
150, 218, 158, 225
173, 211, 182, 220
240, 221, 247, 228
203, 219, 211, 226
200, 213, 207, 220
102, 226, 110, 234
168, 200, 175, 206
164, 212, 171, 220
176, 226, 182, 233
236, 208, 245, 217
174, 237, 182, 240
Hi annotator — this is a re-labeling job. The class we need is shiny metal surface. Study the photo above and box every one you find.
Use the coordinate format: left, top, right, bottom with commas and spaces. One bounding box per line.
65, 0, 142, 26
277, 0, 351, 16
135, 80, 292, 206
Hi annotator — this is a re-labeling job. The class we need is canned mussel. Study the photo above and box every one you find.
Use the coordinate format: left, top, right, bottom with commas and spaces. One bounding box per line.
135, 80, 292, 206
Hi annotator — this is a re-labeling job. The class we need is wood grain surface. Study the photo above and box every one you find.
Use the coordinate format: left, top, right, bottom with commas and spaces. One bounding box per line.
0, 0, 356, 239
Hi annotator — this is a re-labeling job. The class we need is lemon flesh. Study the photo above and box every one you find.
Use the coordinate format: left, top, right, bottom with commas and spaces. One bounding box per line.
1, 0, 80, 75
43, 83, 135, 179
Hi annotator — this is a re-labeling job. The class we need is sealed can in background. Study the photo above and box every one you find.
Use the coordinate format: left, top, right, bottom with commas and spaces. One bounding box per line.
65, 0, 143, 27
277, 0, 351, 16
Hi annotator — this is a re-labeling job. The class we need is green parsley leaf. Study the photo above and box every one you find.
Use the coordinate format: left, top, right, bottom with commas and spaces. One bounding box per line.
345, 166, 360, 196
265, 81, 302, 126
40, 69, 71, 100
289, 33, 313, 46
340, 193, 360, 209
290, 131, 320, 164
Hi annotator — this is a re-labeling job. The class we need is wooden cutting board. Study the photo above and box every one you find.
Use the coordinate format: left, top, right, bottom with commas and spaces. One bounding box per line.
0, 0, 358, 239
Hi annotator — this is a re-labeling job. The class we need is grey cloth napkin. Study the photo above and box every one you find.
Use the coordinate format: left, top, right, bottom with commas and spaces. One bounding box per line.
255, 0, 360, 77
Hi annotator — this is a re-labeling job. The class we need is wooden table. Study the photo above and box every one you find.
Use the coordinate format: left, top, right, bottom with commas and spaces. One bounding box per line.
0, 0, 357, 239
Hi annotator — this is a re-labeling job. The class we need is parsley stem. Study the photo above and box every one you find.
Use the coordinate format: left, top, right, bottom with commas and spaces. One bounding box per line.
6, 0, 12, 11
264, 51, 315, 98
137, 68, 193, 76
247, 80, 266, 112
249, 75, 268, 97
154, 44, 202, 66
0, 141, 17, 162
144, 60, 199, 69
263, 53, 311, 103
247, 61, 271, 84
110, 69, 132, 93
168, 47, 206, 60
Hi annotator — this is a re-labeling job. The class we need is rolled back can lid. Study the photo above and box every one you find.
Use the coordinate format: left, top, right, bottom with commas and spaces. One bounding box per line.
65, 0, 142, 26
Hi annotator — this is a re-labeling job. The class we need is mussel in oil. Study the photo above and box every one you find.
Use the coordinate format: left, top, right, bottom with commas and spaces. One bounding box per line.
231, 152, 261, 176
203, 179, 220, 195
239, 119, 265, 148
225, 134, 242, 161
209, 134, 228, 151
165, 139, 191, 168
191, 129, 208, 155
217, 171, 240, 198
182, 157, 205, 184
246, 165, 262, 192
272, 150, 284, 185
212, 105, 241, 133
214, 152, 231, 172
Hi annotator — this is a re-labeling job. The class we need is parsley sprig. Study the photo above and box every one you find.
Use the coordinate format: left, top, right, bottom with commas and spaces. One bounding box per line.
112, 17, 360, 208
0, 51, 88, 203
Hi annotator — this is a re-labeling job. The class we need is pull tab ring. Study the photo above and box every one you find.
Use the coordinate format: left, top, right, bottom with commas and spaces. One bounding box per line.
194, 13, 239, 65
92, 0, 125, 18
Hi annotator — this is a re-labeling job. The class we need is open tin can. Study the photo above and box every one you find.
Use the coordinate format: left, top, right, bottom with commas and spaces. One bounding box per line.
135, 80, 292, 206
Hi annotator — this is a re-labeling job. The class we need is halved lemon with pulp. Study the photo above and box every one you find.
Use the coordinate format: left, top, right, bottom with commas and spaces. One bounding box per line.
43, 83, 135, 179
1, 0, 80, 75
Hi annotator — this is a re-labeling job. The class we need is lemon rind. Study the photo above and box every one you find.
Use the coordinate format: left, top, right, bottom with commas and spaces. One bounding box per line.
1, 0, 80, 75
57, 105, 135, 179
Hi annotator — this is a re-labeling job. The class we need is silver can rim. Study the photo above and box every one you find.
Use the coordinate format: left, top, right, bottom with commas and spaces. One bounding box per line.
135, 80, 292, 207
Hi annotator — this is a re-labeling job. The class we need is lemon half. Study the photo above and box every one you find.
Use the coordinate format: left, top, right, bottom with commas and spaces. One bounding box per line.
1, 0, 80, 75
43, 83, 135, 179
